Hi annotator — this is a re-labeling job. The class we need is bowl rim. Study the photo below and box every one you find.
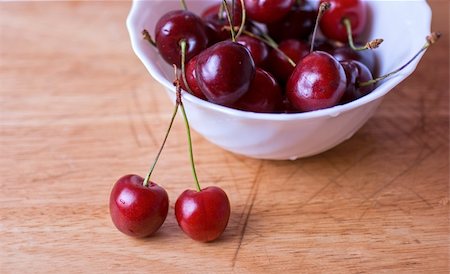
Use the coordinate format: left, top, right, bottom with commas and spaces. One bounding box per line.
126, 0, 432, 121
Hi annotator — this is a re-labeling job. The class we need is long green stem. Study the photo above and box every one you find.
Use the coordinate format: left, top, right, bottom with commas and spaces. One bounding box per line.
359, 32, 441, 87
310, 2, 331, 53
143, 102, 179, 187
179, 35, 201, 192
342, 18, 383, 51
179, 101, 201, 192
222, 0, 236, 41
235, 0, 246, 39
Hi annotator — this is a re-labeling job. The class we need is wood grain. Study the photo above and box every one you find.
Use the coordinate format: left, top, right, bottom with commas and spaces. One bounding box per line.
0, 1, 448, 273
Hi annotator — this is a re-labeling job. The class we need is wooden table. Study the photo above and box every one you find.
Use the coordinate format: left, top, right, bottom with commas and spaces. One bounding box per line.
1, 1, 448, 273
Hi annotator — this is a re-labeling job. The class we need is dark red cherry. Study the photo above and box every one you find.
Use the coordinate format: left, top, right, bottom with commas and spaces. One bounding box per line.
236, 35, 269, 66
331, 45, 376, 73
267, 2, 316, 42
266, 39, 309, 83
180, 55, 206, 100
109, 174, 169, 238
319, 0, 367, 43
155, 10, 208, 67
340, 60, 373, 103
196, 41, 256, 106
175, 186, 230, 242
233, 68, 283, 113
286, 51, 346, 112
245, 0, 295, 23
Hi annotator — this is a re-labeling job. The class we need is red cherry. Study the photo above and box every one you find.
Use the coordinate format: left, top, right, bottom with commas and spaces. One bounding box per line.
340, 60, 373, 103
286, 51, 346, 112
109, 174, 169, 238
319, 0, 367, 43
175, 186, 230, 242
233, 68, 283, 113
331, 45, 376, 73
267, 2, 316, 42
236, 35, 269, 66
181, 55, 207, 100
266, 39, 309, 83
155, 10, 208, 67
245, 0, 295, 23
196, 41, 255, 106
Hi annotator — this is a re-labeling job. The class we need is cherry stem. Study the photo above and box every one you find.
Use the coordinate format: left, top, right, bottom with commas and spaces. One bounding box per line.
179, 39, 193, 94
235, 0, 246, 39
179, 39, 202, 192
342, 18, 384, 51
180, 0, 188, 11
222, 0, 236, 42
359, 32, 441, 87
179, 96, 202, 192
143, 100, 179, 187
310, 2, 331, 53
142, 29, 156, 47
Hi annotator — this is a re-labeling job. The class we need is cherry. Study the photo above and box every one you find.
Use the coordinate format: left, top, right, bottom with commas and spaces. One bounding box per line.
266, 39, 309, 83
286, 51, 346, 112
236, 35, 269, 66
180, 55, 207, 100
332, 44, 376, 73
109, 174, 169, 237
267, 2, 316, 42
319, 0, 366, 43
245, 0, 295, 23
155, 10, 208, 67
175, 186, 230, 242
339, 60, 373, 103
195, 40, 255, 105
233, 68, 283, 113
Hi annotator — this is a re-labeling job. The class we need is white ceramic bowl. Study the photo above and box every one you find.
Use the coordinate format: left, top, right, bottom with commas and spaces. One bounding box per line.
127, 0, 431, 160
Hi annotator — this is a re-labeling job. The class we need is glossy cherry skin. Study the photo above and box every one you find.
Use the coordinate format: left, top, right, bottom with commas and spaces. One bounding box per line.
287, 51, 347, 112
267, 2, 316, 42
180, 55, 206, 100
109, 174, 169, 238
340, 60, 373, 103
266, 39, 309, 83
196, 41, 255, 106
233, 68, 283, 113
155, 10, 208, 67
175, 186, 230, 242
319, 0, 367, 43
245, 0, 295, 23
331, 45, 376, 73
236, 35, 269, 66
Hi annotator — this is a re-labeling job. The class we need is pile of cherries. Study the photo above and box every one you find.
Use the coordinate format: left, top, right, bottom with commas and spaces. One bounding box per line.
145, 0, 389, 113
109, 0, 439, 242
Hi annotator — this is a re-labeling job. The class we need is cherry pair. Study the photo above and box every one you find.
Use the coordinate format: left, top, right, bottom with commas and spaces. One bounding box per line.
109, 79, 230, 242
